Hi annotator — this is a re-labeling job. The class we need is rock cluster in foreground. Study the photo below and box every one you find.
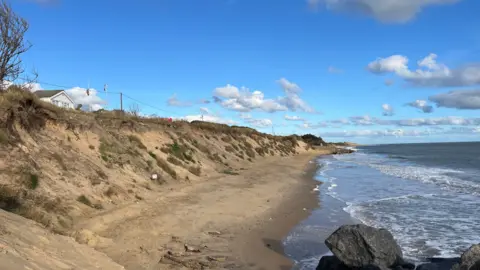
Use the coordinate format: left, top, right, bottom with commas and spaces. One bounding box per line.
317, 224, 480, 270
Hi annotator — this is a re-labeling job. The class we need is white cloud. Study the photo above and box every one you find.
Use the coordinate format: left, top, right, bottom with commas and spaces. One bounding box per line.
199, 107, 210, 114
183, 114, 237, 125
213, 78, 314, 113
320, 126, 480, 138
284, 115, 305, 121
213, 84, 241, 99
384, 79, 395, 86
277, 78, 315, 112
307, 116, 480, 129
1, 81, 43, 92
66, 87, 106, 111
239, 113, 252, 119
429, 89, 480, 110
328, 66, 343, 74
367, 53, 480, 87
310, 0, 461, 23
167, 94, 193, 107
244, 118, 273, 128
405, 100, 434, 113
382, 104, 394, 116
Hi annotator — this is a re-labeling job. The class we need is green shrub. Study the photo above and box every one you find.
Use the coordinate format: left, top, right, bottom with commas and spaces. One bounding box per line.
77, 195, 92, 207
148, 151, 157, 159
28, 174, 39, 190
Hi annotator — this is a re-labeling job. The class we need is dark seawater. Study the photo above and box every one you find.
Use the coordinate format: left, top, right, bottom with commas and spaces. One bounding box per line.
284, 142, 480, 270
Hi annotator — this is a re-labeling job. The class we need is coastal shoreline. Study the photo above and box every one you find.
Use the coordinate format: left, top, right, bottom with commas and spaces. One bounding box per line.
0, 150, 336, 270
230, 151, 326, 270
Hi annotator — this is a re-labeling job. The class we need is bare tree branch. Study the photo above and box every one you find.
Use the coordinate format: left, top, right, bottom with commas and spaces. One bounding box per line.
128, 103, 140, 117
0, 0, 31, 90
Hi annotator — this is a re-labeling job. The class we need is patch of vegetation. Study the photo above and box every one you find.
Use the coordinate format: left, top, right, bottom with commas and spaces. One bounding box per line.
89, 145, 95, 150
28, 173, 39, 190
77, 195, 92, 207
146, 160, 153, 170
101, 155, 109, 162
188, 166, 201, 176
156, 157, 177, 179
148, 151, 157, 159
222, 169, 239, 175
128, 135, 147, 150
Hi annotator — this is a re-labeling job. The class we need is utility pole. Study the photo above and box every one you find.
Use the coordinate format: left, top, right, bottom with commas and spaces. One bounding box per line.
120, 92, 123, 112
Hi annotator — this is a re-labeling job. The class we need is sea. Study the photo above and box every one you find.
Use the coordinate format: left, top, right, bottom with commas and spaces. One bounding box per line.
283, 142, 480, 270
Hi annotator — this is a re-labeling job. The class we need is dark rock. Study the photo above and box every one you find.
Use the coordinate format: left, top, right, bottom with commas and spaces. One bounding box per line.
325, 224, 403, 268
470, 260, 480, 270
398, 260, 416, 270
316, 256, 349, 270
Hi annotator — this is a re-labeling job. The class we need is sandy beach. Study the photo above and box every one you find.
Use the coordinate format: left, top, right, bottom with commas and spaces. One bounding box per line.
0, 150, 329, 270
68, 150, 328, 270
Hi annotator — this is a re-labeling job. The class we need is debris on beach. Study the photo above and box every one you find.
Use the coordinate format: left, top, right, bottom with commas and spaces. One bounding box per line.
207, 231, 222, 236
184, 243, 201, 253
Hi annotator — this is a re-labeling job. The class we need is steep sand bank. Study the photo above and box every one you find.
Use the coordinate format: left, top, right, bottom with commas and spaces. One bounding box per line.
0, 89, 337, 269
0, 150, 330, 270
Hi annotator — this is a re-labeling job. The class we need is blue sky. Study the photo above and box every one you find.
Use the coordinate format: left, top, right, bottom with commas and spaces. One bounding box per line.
12, 0, 480, 144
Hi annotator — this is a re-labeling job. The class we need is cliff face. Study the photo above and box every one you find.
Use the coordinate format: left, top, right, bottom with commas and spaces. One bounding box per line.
0, 88, 318, 234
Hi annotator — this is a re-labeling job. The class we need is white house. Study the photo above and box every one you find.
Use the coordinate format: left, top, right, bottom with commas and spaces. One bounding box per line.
33, 90, 75, 109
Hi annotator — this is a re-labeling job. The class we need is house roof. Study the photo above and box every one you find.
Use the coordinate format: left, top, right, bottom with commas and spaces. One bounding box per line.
33, 90, 64, 98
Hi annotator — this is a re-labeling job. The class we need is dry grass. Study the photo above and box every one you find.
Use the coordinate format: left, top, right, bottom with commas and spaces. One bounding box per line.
221, 136, 232, 143
0, 128, 10, 145
167, 155, 183, 166
221, 169, 239, 175
127, 134, 147, 150
104, 186, 117, 197
156, 157, 177, 179
255, 147, 265, 157
52, 152, 67, 170
188, 166, 201, 176
245, 148, 255, 158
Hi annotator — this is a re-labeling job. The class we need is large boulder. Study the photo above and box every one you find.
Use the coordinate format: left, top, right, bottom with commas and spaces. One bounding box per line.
452, 244, 480, 270
325, 224, 403, 268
